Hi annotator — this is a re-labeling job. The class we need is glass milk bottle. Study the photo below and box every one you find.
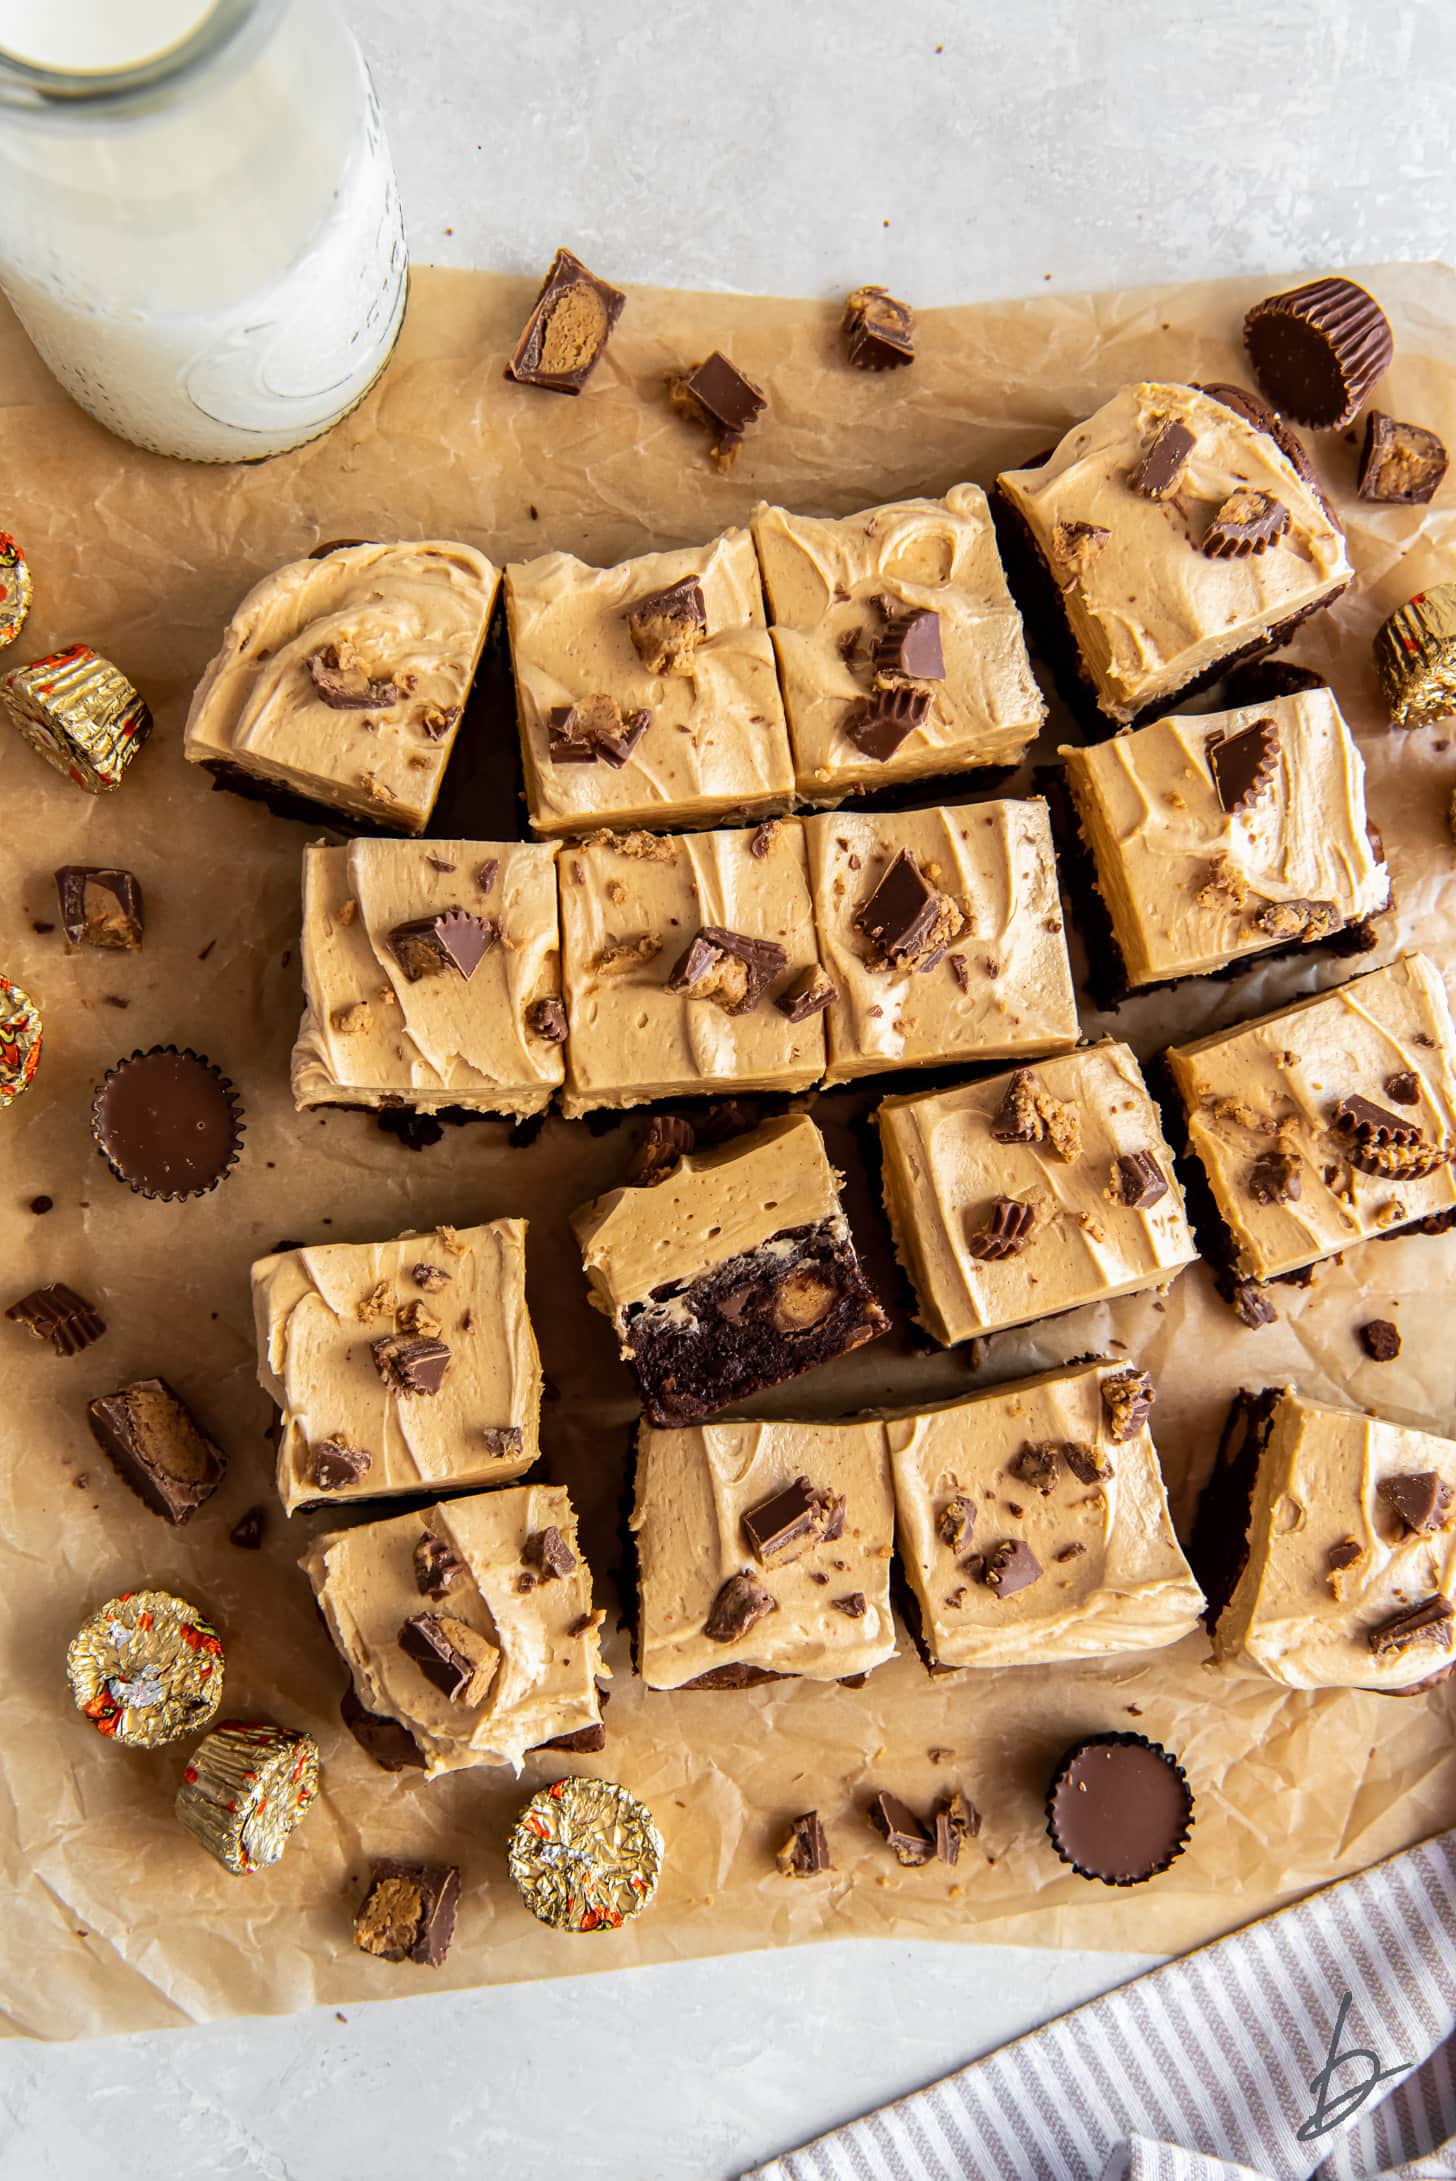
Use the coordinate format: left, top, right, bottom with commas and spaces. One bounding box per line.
0, 0, 408, 460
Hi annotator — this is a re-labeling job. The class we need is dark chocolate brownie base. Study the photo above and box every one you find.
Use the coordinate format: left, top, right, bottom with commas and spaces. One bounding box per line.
624, 1216, 889, 1428
1188, 1387, 1280, 1630
991, 482, 1351, 740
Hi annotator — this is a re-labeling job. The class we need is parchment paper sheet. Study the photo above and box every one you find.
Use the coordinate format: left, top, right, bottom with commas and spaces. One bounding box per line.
4, 262, 1456, 2041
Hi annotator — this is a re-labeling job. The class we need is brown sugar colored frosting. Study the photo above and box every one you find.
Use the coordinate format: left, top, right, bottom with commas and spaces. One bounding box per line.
1046, 1733, 1193, 1885
91, 1047, 243, 1199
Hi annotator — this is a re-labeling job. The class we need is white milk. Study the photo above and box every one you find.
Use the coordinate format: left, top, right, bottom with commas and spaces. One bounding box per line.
0, 0, 407, 461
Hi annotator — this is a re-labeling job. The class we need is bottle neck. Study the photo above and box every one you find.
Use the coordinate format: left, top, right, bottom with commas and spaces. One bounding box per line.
0, 0, 279, 116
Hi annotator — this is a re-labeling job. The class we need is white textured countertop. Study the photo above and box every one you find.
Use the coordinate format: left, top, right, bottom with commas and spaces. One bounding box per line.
4, 1, 1454, 2174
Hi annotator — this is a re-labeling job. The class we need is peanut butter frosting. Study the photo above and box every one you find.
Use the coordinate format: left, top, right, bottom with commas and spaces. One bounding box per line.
632, 1418, 898, 1687
750, 489, 1045, 797
300, 1485, 605, 1774
1166, 953, 1456, 1282
291, 838, 564, 1115
1061, 688, 1388, 986
1214, 1390, 1456, 1692
505, 528, 794, 835
889, 1361, 1204, 1669
803, 799, 1079, 1083
183, 542, 499, 831
878, 1042, 1199, 1345
574, 1114, 846, 1320
997, 383, 1352, 722
557, 820, 824, 1115
253, 1222, 541, 1514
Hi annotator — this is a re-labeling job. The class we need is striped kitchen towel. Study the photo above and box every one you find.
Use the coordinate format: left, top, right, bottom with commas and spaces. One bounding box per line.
746, 1829, 1456, 2181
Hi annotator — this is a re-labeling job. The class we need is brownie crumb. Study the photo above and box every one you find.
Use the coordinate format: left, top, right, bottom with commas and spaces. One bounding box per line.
1359, 1317, 1401, 1361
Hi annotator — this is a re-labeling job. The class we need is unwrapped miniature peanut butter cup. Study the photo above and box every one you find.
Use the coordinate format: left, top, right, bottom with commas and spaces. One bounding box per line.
91, 1045, 243, 1199
1045, 1731, 1193, 1886
1373, 584, 1456, 731
1242, 275, 1393, 430
0, 972, 42, 1110
507, 1775, 662, 1933
66, 1589, 224, 1749
176, 1721, 320, 1874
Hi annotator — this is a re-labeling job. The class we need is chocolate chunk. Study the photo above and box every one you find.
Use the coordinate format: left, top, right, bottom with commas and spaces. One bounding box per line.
1064, 1440, 1114, 1484
389, 909, 497, 983
669, 351, 766, 469
1011, 1442, 1061, 1495
1100, 1368, 1154, 1444
1208, 716, 1280, 815
936, 1495, 974, 1552
305, 642, 400, 710
475, 858, 499, 895
1385, 1070, 1421, 1106
524, 1525, 577, 1580
966, 1197, 1036, 1261
868, 1790, 934, 1867
1201, 490, 1290, 558
412, 1261, 451, 1291
6, 1281, 105, 1356
1358, 411, 1448, 505
1221, 658, 1328, 705
1326, 1538, 1363, 1574
982, 1539, 1042, 1596
1231, 1279, 1278, 1329
625, 577, 707, 675
370, 1335, 451, 1396
85, 1377, 225, 1524
748, 820, 780, 859
1367, 1594, 1454, 1660
1129, 418, 1195, 499
704, 1570, 777, 1644
853, 849, 956, 966
832, 1592, 867, 1618
843, 284, 915, 370
1114, 1151, 1168, 1209
666, 926, 787, 1015
311, 1436, 372, 1490
872, 609, 945, 683
842, 684, 930, 762
354, 1858, 460, 1967
774, 965, 837, 1023
399, 1612, 498, 1703
628, 1113, 696, 1185
1251, 897, 1340, 943
481, 1425, 524, 1458
55, 866, 144, 951
1050, 520, 1110, 577
1360, 1318, 1402, 1363
742, 1476, 832, 1564
1377, 1469, 1450, 1534
1247, 1149, 1303, 1205
506, 246, 625, 394
547, 694, 652, 767
228, 1504, 266, 1550
1243, 276, 1394, 430
414, 1534, 466, 1598
526, 996, 568, 1044
934, 1789, 980, 1867
776, 1810, 833, 1878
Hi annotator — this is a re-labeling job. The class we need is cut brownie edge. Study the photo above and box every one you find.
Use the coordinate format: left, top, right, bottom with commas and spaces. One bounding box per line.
1189, 1387, 1281, 1632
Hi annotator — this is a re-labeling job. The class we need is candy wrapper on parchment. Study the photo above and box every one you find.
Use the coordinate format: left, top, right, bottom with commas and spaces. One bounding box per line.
4, 260, 1456, 2037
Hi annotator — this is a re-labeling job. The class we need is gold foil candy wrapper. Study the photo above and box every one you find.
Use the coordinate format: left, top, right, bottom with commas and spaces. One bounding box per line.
507, 1775, 663, 1933
1373, 585, 1456, 731
66, 1590, 224, 1750
176, 1721, 320, 1875
0, 973, 42, 1109
0, 534, 32, 649
2, 643, 152, 791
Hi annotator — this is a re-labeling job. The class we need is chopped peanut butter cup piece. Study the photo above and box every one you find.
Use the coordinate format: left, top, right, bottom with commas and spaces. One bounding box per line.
1050, 519, 1110, 576
1367, 1594, 1453, 1660
843, 284, 915, 370
1128, 418, 1195, 499
966, 1197, 1035, 1260
1114, 1151, 1168, 1208
1063, 1439, 1114, 1484
1385, 1070, 1421, 1105
506, 246, 625, 394
842, 684, 930, 762
666, 925, 787, 1015
669, 351, 766, 470
55, 865, 144, 951
873, 609, 944, 683
625, 576, 708, 675
982, 1539, 1042, 1596
389, 908, 497, 982
526, 996, 568, 1044
1100, 1368, 1153, 1443
704, 1570, 778, 1644
1376, 1470, 1451, 1535
305, 641, 402, 711
869, 1790, 934, 1867
741, 1475, 840, 1565
853, 848, 962, 970
311, 1436, 372, 1490
1010, 1441, 1061, 1495
1358, 411, 1448, 505
775, 965, 837, 1023
1326, 1537, 1363, 1574
414, 1534, 466, 1598
1251, 897, 1340, 943
627, 1113, 696, 1186
988, 1067, 1081, 1161
777, 1810, 833, 1877
399, 1612, 499, 1704
547, 693, 652, 768
936, 1495, 974, 1552
524, 1525, 578, 1580
354, 1859, 460, 1967
935, 1789, 980, 1867
6, 1280, 105, 1357
370, 1335, 451, 1396
1333, 1094, 1451, 1180
1247, 1149, 1302, 1205
1201, 489, 1289, 558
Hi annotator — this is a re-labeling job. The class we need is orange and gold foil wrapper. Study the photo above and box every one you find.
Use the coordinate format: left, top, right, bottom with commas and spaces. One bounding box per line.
1373, 584, 1456, 731
176, 1721, 320, 1875
0, 972, 41, 1108
507, 1776, 662, 1933
0, 535, 31, 650
2, 643, 152, 791
66, 1590, 224, 1750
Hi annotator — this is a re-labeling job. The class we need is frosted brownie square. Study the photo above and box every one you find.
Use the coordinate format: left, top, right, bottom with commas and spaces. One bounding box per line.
631, 1416, 897, 1689
889, 1359, 1203, 1669
802, 798, 1078, 1084
1060, 687, 1388, 994
253, 1223, 541, 1514
505, 528, 793, 835
877, 1042, 1198, 1345
751, 488, 1044, 800
556, 819, 825, 1115
1165, 953, 1456, 1286
184, 542, 499, 832
300, 1484, 605, 1774
291, 837, 565, 1115
1196, 1387, 1456, 1692
574, 1114, 888, 1426
996, 382, 1351, 728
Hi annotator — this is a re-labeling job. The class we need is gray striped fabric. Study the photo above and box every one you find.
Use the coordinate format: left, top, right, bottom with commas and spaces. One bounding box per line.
746, 1830, 1456, 2181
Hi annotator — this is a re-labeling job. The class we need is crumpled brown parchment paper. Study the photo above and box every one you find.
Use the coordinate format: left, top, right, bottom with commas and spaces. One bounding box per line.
3, 261, 1455, 2041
